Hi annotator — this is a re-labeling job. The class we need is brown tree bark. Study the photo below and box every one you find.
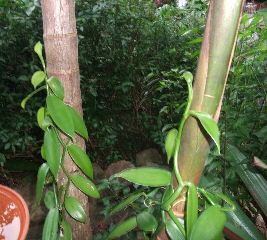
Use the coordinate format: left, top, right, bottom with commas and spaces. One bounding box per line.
40, 0, 92, 239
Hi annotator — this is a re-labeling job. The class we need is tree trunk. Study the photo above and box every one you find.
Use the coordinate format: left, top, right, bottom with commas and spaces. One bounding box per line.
40, 0, 92, 239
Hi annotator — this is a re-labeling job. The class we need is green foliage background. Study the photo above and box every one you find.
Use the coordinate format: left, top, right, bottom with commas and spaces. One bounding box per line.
0, 0, 266, 179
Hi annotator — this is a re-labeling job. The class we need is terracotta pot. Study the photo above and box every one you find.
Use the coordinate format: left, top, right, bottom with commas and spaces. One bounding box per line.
0, 185, 30, 240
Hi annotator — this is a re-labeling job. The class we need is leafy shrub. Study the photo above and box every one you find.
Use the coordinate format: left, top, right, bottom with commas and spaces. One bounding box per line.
0, 1, 43, 163
77, 0, 205, 163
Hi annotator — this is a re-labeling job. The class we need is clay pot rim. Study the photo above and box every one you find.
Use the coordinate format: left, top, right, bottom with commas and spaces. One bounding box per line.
0, 184, 30, 240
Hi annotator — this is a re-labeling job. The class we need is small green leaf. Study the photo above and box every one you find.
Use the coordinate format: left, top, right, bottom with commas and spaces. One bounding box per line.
67, 144, 93, 179
64, 197, 86, 223
21, 85, 46, 109
34, 41, 46, 70
46, 96, 74, 137
188, 38, 203, 45
31, 71, 46, 89
35, 163, 50, 206
108, 216, 137, 239
44, 128, 61, 178
47, 77, 64, 100
182, 71, 193, 84
186, 183, 198, 238
71, 174, 100, 198
114, 167, 171, 187
226, 193, 266, 240
166, 218, 185, 240
34, 41, 42, 56
42, 208, 59, 240
60, 220, 72, 240
109, 191, 144, 216
190, 111, 220, 153
37, 107, 45, 130
189, 206, 226, 240
165, 129, 178, 164
67, 106, 88, 140
137, 211, 158, 232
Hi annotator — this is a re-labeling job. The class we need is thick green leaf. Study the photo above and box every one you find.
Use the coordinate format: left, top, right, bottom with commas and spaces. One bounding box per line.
47, 77, 64, 100
225, 223, 255, 240
65, 197, 86, 223
46, 96, 74, 137
66, 106, 88, 140
37, 107, 46, 130
137, 211, 158, 232
71, 174, 100, 198
186, 183, 198, 238
35, 163, 50, 206
21, 85, 46, 109
42, 208, 59, 240
108, 216, 137, 239
31, 71, 46, 89
166, 218, 185, 240
44, 190, 57, 209
60, 220, 72, 240
114, 167, 171, 187
165, 129, 178, 164
190, 111, 220, 153
44, 128, 61, 178
226, 195, 265, 240
227, 145, 267, 217
67, 144, 93, 179
109, 191, 144, 216
189, 206, 226, 240
34, 41, 46, 70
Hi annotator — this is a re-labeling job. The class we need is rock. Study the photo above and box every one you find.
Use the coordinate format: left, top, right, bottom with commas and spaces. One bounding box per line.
93, 163, 105, 181
104, 160, 134, 178
136, 148, 163, 166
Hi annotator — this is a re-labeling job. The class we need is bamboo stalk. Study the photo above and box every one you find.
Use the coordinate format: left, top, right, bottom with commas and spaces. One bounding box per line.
172, 0, 245, 216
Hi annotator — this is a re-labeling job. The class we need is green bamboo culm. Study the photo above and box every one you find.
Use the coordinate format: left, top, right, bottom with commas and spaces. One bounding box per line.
173, 0, 245, 213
